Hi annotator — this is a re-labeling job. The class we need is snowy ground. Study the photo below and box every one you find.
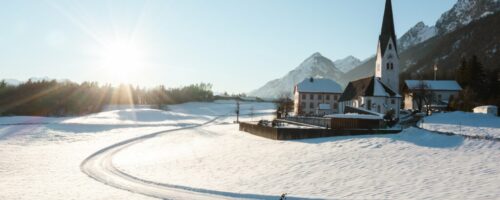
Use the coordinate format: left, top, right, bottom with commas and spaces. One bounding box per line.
1, 101, 499, 199
420, 111, 500, 139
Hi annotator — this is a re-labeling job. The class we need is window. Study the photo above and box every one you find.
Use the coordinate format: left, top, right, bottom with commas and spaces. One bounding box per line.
326, 95, 330, 100
310, 94, 314, 100
302, 94, 306, 100
389, 44, 392, 50
318, 94, 323, 100
310, 102, 315, 109
334, 95, 338, 101
391, 63, 394, 70
386, 63, 390, 70
301, 102, 306, 109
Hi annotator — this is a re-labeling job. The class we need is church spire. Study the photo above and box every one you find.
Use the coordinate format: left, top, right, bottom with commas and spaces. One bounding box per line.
379, 0, 398, 56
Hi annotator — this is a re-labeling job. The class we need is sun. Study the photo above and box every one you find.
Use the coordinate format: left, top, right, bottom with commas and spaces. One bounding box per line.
99, 40, 146, 84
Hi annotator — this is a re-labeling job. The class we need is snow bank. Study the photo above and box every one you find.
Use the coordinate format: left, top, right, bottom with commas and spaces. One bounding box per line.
114, 124, 500, 199
421, 111, 500, 139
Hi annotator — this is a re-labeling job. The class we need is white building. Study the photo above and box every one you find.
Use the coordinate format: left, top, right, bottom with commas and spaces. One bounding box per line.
338, 76, 401, 118
339, 0, 402, 119
293, 78, 343, 116
403, 80, 462, 112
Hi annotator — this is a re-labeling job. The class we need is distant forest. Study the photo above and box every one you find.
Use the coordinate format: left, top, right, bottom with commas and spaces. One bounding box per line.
0, 80, 213, 116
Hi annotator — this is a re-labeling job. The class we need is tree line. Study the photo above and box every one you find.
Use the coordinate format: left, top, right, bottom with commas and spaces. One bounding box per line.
0, 80, 213, 116
451, 55, 500, 111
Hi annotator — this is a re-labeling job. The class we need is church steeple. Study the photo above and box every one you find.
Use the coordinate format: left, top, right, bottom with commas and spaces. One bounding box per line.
375, 0, 400, 93
379, 0, 398, 56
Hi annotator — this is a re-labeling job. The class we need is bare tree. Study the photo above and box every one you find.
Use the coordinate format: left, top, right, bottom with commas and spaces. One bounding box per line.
410, 80, 434, 115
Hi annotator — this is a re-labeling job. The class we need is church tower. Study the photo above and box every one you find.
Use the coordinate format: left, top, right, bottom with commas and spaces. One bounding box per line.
375, 0, 399, 92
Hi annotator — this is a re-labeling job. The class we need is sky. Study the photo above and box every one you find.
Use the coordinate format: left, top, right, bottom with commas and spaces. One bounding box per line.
0, 0, 456, 93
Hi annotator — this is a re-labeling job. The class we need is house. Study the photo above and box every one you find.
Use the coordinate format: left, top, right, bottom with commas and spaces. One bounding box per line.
403, 80, 462, 112
338, 76, 401, 118
293, 77, 343, 116
339, 0, 402, 119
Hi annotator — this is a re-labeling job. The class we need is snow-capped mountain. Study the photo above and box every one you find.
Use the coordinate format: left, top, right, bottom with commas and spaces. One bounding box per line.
398, 22, 437, 52
333, 56, 362, 73
249, 52, 344, 98
436, 0, 500, 35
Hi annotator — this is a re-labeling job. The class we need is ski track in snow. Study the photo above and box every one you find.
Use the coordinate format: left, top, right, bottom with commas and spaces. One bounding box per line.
80, 114, 307, 200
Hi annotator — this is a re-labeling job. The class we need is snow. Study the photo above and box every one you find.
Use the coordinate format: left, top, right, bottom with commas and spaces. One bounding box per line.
114, 124, 500, 199
333, 56, 361, 73
398, 22, 437, 51
296, 78, 343, 93
1, 101, 499, 199
421, 111, 500, 139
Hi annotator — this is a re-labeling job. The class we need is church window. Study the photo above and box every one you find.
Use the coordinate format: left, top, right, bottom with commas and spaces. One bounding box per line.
389, 44, 392, 50
386, 63, 390, 70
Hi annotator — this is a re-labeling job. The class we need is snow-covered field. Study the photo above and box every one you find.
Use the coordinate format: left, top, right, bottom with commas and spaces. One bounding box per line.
1, 101, 499, 199
420, 111, 500, 139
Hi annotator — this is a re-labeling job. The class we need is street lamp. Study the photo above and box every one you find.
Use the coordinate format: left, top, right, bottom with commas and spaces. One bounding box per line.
434, 64, 438, 80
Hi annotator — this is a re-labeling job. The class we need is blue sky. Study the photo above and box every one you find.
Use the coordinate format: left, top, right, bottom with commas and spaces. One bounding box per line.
0, 0, 456, 93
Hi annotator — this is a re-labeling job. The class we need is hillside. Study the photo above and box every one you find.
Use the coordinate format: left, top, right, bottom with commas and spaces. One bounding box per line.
340, 11, 500, 85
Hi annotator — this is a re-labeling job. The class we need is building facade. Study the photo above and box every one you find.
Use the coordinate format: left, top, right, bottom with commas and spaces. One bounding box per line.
293, 78, 343, 116
403, 80, 462, 112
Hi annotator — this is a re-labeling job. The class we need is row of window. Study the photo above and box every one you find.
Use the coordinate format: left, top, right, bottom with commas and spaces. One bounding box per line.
301, 94, 339, 101
300, 102, 338, 110
386, 62, 395, 70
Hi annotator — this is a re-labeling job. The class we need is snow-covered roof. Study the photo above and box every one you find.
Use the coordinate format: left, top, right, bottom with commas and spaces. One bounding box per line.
324, 113, 383, 120
339, 76, 399, 102
405, 80, 462, 91
296, 78, 343, 93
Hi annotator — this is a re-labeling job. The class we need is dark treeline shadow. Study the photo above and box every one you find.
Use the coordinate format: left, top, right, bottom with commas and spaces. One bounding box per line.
0, 80, 213, 117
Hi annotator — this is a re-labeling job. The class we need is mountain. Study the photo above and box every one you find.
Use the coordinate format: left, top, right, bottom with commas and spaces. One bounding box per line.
341, 11, 500, 87
398, 22, 437, 52
436, 0, 500, 35
333, 56, 362, 73
340, 0, 500, 85
249, 52, 344, 98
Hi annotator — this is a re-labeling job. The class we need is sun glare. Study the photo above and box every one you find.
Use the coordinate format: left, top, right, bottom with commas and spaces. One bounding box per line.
99, 40, 147, 84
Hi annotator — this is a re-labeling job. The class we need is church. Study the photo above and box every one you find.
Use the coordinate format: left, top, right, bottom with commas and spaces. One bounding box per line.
338, 0, 402, 119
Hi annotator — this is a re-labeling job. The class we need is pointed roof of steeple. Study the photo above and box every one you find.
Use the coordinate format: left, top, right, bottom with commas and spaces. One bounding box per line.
379, 0, 398, 56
